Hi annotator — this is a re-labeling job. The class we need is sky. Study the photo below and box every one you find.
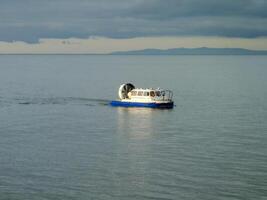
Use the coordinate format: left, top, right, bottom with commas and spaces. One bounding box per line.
0, 0, 267, 53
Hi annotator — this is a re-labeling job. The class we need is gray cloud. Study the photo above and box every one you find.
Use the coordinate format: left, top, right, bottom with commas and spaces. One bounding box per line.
0, 0, 267, 43
127, 0, 267, 19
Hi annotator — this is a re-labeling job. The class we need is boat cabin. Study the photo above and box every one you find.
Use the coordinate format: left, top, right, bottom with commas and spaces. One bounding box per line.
128, 88, 173, 101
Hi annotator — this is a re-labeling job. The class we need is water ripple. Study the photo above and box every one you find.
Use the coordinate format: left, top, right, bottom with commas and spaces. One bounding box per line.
0, 96, 110, 107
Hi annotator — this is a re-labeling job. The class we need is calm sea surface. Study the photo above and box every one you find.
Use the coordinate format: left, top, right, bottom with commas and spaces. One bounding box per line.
0, 55, 267, 200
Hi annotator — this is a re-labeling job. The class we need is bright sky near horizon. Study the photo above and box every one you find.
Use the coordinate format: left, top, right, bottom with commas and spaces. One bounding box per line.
1, 0, 267, 53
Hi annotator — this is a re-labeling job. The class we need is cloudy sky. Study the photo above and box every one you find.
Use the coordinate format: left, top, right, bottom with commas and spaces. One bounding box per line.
1, 0, 267, 53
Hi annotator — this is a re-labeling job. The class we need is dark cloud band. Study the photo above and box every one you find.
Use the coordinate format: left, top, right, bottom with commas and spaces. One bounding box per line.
0, 0, 266, 43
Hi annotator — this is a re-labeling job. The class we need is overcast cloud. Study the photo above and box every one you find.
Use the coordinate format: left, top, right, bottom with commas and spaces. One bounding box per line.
0, 0, 267, 43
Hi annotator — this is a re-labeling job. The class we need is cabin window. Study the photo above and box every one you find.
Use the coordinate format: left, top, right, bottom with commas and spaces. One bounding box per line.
137, 91, 143, 96
150, 91, 155, 97
131, 91, 137, 96
144, 92, 149, 96
156, 91, 161, 96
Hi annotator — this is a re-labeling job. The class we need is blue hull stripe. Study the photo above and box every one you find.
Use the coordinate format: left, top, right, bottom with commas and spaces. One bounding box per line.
110, 101, 174, 109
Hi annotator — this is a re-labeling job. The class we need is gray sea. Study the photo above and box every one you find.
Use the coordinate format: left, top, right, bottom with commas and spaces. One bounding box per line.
0, 55, 267, 200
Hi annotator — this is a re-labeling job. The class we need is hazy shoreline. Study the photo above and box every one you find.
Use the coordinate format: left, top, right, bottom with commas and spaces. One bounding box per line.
1, 47, 267, 55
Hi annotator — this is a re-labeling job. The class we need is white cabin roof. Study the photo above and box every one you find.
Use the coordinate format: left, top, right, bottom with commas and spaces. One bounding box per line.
131, 88, 161, 92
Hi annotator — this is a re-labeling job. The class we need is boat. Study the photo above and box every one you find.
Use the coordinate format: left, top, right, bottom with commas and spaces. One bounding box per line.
110, 83, 174, 109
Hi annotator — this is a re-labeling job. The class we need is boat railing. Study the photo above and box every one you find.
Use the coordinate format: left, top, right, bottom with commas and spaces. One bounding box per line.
162, 90, 173, 101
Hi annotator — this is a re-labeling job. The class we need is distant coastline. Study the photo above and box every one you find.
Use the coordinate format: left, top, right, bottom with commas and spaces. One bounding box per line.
110, 47, 267, 55
1, 47, 267, 55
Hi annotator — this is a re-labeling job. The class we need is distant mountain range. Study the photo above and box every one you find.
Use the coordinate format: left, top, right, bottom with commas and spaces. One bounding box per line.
110, 47, 267, 55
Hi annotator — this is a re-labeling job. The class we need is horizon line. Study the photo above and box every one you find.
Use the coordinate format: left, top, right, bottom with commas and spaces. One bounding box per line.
1, 47, 267, 55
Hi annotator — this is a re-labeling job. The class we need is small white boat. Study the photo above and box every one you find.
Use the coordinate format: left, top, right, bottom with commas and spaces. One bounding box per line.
110, 83, 174, 109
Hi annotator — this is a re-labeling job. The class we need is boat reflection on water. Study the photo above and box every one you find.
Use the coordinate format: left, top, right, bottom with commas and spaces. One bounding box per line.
116, 107, 155, 139
112, 107, 173, 193
114, 107, 155, 189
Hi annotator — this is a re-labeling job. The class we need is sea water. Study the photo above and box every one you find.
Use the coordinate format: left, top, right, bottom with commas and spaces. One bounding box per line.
0, 55, 267, 200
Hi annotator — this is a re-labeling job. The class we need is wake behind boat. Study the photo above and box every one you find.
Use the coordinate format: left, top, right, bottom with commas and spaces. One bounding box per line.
110, 83, 174, 109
